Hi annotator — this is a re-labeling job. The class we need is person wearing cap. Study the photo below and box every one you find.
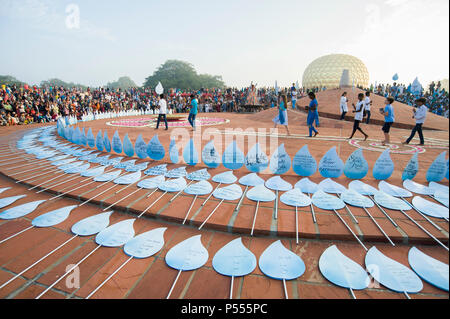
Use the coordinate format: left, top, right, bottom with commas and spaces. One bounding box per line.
403, 97, 427, 145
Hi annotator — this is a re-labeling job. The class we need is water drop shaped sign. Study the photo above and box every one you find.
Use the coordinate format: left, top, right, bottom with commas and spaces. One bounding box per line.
71, 211, 113, 236
269, 144, 291, 175
426, 151, 447, 182
137, 175, 165, 189
155, 82, 164, 95
213, 184, 243, 201
374, 191, 411, 211
96, 130, 104, 152
0, 195, 27, 210
280, 188, 311, 207
246, 185, 276, 202
411, 196, 449, 219
402, 152, 419, 181
408, 247, 449, 292
182, 139, 199, 166
312, 190, 345, 210
124, 227, 167, 259
184, 180, 213, 196
80, 128, 87, 146
222, 140, 244, 170
378, 180, 412, 198
348, 180, 378, 196
403, 180, 434, 195
94, 170, 122, 182
292, 145, 317, 177
294, 178, 318, 194
166, 235, 208, 271
245, 143, 268, 173
319, 245, 370, 291
318, 147, 344, 178
318, 178, 347, 194
159, 177, 187, 192
32, 205, 77, 228
114, 171, 141, 185
123, 134, 135, 157
169, 139, 179, 164
213, 238, 256, 277
365, 247, 423, 294
212, 171, 237, 184
344, 148, 369, 179
112, 130, 123, 154
145, 164, 168, 176
187, 169, 211, 181
202, 140, 221, 168
103, 131, 112, 153
239, 173, 265, 187
165, 166, 187, 178
95, 219, 136, 247
0, 200, 46, 220
135, 134, 148, 159
341, 189, 374, 208
373, 149, 394, 180
147, 135, 165, 161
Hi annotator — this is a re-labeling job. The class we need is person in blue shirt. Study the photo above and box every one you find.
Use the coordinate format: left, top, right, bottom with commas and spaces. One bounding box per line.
379, 96, 395, 145
305, 92, 319, 137
188, 94, 198, 131
271, 94, 291, 135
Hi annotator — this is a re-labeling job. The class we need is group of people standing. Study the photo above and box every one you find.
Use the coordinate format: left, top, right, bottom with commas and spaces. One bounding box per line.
155, 93, 198, 131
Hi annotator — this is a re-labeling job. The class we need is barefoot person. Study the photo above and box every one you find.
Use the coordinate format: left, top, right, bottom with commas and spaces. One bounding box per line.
272, 94, 291, 135
348, 93, 369, 140
155, 94, 168, 130
340, 92, 348, 120
379, 96, 395, 145
403, 97, 427, 145
305, 92, 319, 137
364, 91, 372, 124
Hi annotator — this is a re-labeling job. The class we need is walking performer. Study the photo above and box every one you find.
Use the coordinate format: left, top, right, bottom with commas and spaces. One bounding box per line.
272, 94, 291, 135
403, 97, 427, 146
348, 93, 369, 140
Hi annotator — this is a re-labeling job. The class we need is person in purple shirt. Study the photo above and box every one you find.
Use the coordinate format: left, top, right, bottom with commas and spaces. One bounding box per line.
379, 96, 395, 145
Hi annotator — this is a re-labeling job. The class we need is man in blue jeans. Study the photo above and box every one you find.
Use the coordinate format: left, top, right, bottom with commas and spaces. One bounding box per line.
189, 94, 198, 131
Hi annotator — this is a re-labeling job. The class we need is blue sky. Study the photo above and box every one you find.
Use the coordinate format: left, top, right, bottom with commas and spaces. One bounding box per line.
0, 0, 448, 88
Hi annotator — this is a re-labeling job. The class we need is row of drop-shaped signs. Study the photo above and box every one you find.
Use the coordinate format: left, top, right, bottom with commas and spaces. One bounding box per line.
55, 124, 449, 182
0, 195, 447, 299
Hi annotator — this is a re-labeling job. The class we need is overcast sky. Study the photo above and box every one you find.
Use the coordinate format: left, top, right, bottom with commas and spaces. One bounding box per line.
1, 0, 448, 88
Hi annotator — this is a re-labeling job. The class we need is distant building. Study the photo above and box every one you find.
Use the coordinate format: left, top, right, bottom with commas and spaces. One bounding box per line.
302, 54, 369, 89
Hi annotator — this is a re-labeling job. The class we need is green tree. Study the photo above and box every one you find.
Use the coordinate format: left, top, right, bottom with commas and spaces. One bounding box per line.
40, 78, 87, 89
143, 60, 225, 90
107, 76, 138, 90
0, 75, 25, 87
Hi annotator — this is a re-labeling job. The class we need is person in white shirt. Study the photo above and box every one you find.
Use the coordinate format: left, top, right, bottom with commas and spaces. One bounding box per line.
348, 93, 369, 140
403, 97, 427, 145
340, 92, 348, 120
364, 91, 372, 124
291, 83, 297, 109
155, 94, 168, 130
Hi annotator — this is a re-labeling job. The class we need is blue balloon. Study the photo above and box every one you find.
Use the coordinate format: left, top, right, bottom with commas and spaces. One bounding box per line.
292, 145, 317, 177
245, 143, 269, 173
408, 247, 448, 292
365, 247, 423, 294
373, 149, 394, 180
183, 139, 199, 166
212, 238, 256, 277
147, 135, 165, 161
319, 245, 370, 290
344, 149, 369, 180
318, 147, 344, 178
258, 240, 305, 280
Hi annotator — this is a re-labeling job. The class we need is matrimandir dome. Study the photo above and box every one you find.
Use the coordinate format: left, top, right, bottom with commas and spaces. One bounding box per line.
302, 54, 370, 89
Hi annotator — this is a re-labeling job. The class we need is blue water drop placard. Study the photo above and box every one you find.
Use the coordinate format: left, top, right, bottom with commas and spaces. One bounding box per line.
94, 170, 122, 182
0, 195, 27, 210
344, 148, 369, 180
280, 188, 311, 207
319, 245, 370, 290
95, 219, 136, 247
318, 147, 344, 178
265, 176, 292, 191
402, 152, 419, 181
32, 205, 78, 228
187, 169, 211, 181
378, 180, 412, 198
169, 138, 179, 164
81, 166, 105, 177
292, 145, 317, 177
411, 196, 448, 219
138, 175, 165, 189
373, 191, 411, 211
294, 178, 318, 194
426, 151, 447, 182
213, 184, 243, 201
341, 189, 374, 208
112, 130, 123, 154
408, 247, 448, 292
212, 238, 256, 277
318, 178, 347, 194
311, 190, 345, 210
239, 173, 265, 187
147, 135, 165, 161
348, 180, 378, 196
71, 211, 113, 236
114, 171, 142, 185
365, 246, 423, 294
165, 166, 187, 178
96, 130, 104, 152
373, 149, 394, 180
135, 134, 148, 159
166, 235, 209, 271
245, 143, 269, 173
159, 177, 187, 192
123, 134, 135, 157
103, 131, 112, 153
0, 200, 47, 220
213, 171, 237, 184
222, 140, 244, 170
258, 240, 305, 280
144, 164, 168, 176
202, 140, 221, 169
246, 185, 276, 202
269, 144, 291, 175
183, 139, 199, 166
403, 180, 434, 195
124, 227, 167, 259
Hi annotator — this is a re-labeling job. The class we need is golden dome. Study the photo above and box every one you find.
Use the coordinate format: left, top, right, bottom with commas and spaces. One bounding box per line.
302, 54, 369, 89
